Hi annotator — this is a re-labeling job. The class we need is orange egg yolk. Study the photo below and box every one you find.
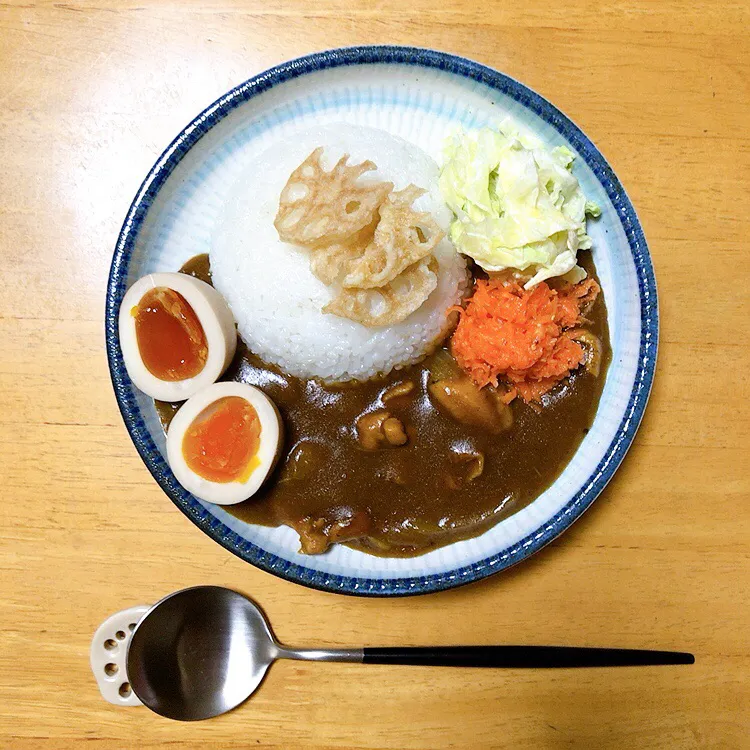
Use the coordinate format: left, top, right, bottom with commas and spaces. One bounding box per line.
133, 287, 208, 381
182, 396, 262, 483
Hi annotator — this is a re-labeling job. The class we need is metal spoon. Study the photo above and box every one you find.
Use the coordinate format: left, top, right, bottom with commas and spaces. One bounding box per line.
126, 586, 694, 721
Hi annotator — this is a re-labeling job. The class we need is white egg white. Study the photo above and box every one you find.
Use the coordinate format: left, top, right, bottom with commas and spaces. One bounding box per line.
166, 382, 283, 505
118, 272, 237, 401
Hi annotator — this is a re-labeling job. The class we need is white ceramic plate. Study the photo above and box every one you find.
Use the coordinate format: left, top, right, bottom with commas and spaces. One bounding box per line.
106, 46, 657, 596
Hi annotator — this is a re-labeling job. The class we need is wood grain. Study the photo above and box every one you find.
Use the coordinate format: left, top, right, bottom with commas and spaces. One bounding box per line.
1, 1, 748, 747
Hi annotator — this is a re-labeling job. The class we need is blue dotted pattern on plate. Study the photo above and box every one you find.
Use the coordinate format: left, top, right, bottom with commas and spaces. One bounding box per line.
106, 46, 658, 596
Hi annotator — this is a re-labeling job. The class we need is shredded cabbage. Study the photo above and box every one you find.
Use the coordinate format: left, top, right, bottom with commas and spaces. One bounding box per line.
439, 121, 599, 288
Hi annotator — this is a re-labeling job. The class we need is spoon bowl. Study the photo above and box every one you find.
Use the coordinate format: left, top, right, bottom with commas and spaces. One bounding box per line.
127, 587, 279, 720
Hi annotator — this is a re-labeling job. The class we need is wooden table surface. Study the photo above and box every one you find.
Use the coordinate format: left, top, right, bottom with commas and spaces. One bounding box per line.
1, 1, 748, 747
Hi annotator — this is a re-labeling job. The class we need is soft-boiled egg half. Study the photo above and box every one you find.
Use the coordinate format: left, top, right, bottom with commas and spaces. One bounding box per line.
119, 272, 237, 401
166, 382, 283, 505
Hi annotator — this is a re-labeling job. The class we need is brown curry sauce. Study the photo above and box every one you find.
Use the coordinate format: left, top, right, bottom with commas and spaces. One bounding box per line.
156, 252, 611, 557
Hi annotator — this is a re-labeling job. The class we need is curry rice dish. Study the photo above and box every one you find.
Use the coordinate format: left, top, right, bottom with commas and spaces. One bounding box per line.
119, 123, 610, 558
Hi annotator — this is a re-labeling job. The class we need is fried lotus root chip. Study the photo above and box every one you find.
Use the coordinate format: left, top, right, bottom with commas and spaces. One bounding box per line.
308, 218, 378, 286
274, 147, 393, 248
323, 256, 439, 327
341, 185, 445, 289
310, 242, 360, 286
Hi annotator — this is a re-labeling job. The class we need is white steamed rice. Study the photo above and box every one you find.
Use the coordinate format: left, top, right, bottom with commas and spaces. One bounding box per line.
210, 123, 467, 382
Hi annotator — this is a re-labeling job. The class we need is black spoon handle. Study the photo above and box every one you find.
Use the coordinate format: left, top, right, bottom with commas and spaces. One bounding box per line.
362, 646, 694, 668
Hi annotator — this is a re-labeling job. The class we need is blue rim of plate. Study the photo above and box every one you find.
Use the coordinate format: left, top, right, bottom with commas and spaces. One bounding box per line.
106, 45, 657, 597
